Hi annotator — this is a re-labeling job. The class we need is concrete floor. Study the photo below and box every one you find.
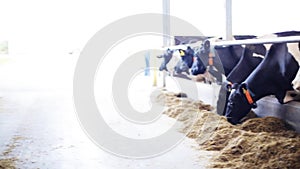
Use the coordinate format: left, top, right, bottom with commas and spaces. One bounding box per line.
0, 54, 216, 169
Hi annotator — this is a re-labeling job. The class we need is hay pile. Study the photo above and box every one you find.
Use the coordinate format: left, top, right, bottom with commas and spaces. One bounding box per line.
211, 131, 300, 169
209, 117, 300, 169
156, 90, 300, 169
0, 135, 24, 169
0, 158, 17, 169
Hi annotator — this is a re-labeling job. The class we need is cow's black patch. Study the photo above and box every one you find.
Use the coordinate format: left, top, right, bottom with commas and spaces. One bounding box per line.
225, 43, 299, 124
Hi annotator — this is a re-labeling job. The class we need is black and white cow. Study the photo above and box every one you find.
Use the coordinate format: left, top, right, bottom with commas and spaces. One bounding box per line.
158, 47, 194, 75
191, 45, 208, 75
194, 35, 265, 83
217, 31, 300, 117
216, 44, 266, 115
174, 47, 194, 75
225, 43, 299, 124
158, 36, 262, 81
158, 48, 174, 72
275, 31, 300, 92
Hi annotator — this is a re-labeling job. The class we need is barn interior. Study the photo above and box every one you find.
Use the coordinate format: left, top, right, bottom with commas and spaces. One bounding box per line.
0, 0, 300, 169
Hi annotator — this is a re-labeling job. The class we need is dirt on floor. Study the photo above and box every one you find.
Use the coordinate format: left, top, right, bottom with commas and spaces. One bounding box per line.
0, 135, 25, 169
156, 90, 300, 169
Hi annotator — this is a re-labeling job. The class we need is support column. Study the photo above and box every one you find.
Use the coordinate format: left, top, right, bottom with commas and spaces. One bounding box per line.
162, 0, 170, 87
225, 0, 233, 40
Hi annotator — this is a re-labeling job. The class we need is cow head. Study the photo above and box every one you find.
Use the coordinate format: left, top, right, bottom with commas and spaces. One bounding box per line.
158, 49, 174, 71
191, 47, 208, 75
225, 83, 257, 124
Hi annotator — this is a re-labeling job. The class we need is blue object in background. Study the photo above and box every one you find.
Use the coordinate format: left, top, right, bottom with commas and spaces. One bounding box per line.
145, 51, 150, 76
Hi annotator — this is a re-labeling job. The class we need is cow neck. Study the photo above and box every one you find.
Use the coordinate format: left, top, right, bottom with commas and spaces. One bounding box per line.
244, 43, 298, 103
227, 47, 263, 84
245, 71, 279, 102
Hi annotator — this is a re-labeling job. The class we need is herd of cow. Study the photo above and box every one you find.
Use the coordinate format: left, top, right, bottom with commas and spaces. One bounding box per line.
158, 31, 300, 124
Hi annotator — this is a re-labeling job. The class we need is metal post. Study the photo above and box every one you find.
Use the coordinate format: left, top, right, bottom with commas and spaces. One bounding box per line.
225, 0, 233, 40
162, 0, 170, 87
211, 36, 300, 46
163, 0, 171, 46
144, 51, 150, 76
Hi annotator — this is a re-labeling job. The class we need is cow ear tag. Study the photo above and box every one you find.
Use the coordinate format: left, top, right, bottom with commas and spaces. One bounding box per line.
242, 88, 254, 105
226, 82, 233, 92
180, 50, 185, 56
208, 52, 214, 66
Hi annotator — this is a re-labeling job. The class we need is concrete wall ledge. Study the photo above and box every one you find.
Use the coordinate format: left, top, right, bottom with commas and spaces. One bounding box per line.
254, 96, 300, 133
